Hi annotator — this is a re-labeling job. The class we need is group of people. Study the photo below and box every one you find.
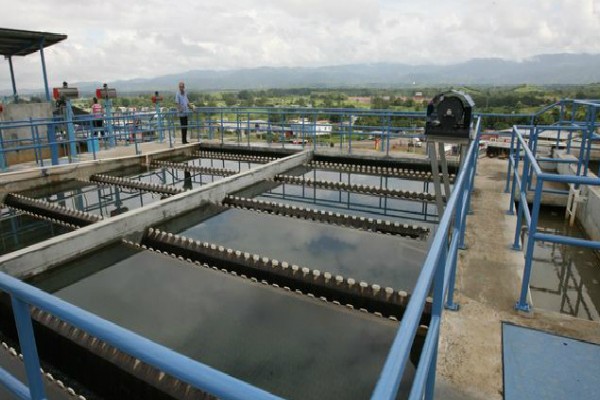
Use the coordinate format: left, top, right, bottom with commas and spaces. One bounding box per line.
89, 81, 193, 144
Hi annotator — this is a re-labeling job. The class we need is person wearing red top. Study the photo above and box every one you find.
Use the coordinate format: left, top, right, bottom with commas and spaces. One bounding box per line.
91, 97, 104, 137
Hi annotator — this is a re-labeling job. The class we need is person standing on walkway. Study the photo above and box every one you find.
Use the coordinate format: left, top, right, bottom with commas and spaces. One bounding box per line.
175, 81, 192, 144
91, 97, 104, 137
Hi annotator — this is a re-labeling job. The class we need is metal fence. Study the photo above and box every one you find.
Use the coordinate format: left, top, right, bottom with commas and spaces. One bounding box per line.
0, 106, 431, 171
0, 117, 481, 400
504, 102, 600, 311
371, 117, 481, 400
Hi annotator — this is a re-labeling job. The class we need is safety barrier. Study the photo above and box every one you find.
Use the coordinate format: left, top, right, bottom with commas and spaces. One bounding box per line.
504, 106, 600, 311
371, 117, 481, 399
0, 107, 429, 171
0, 118, 480, 400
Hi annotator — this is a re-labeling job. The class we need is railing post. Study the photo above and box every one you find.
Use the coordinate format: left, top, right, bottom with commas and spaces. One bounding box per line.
445, 187, 464, 310
11, 296, 46, 400
512, 139, 530, 251
424, 243, 447, 400
508, 136, 521, 215
515, 178, 544, 312
504, 128, 515, 194
0, 124, 6, 171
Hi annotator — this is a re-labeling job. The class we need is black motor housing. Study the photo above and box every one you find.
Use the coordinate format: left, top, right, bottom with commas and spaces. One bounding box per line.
425, 91, 475, 141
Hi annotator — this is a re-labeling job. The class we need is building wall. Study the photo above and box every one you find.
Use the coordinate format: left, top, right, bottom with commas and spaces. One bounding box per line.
1, 102, 53, 143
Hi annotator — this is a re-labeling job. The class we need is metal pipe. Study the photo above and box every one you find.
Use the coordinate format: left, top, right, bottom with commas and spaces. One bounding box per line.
11, 296, 46, 400
515, 178, 544, 312
8, 56, 17, 99
533, 232, 600, 250
38, 38, 50, 102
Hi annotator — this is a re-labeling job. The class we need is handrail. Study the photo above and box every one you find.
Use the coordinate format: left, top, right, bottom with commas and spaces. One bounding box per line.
371, 117, 480, 399
1, 106, 431, 171
0, 271, 283, 400
505, 119, 600, 312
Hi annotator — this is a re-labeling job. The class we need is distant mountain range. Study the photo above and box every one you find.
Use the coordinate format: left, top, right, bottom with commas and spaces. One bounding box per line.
7, 53, 600, 95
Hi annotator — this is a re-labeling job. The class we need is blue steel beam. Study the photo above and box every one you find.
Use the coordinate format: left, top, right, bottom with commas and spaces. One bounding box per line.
11, 296, 46, 400
0, 367, 30, 400
515, 179, 544, 312
533, 232, 600, 250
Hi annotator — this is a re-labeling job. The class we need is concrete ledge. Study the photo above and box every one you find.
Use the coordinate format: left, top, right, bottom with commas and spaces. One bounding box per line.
0, 150, 312, 278
0, 146, 195, 201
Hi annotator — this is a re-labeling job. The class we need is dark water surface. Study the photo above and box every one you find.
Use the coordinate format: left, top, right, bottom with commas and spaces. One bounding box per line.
529, 209, 600, 321
32, 245, 411, 400
0, 210, 71, 256
253, 182, 439, 227
22, 180, 160, 217
178, 208, 428, 291
302, 168, 437, 193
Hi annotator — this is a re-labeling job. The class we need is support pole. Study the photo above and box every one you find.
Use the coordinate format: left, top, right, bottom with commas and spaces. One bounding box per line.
65, 99, 77, 160
437, 142, 451, 199
39, 39, 50, 102
11, 296, 47, 400
428, 141, 444, 217
8, 56, 17, 100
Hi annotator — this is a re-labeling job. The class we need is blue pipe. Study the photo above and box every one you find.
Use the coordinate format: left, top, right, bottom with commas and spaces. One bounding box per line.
533, 232, 600, 250
515, 179, 544, 312
407, 317, 440, 400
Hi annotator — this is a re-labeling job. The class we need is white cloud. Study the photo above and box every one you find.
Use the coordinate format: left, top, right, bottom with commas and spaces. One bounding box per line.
1, 0, 599, 90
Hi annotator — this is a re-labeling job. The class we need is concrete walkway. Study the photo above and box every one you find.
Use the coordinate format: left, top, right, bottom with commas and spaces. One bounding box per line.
436, 157, 600, 399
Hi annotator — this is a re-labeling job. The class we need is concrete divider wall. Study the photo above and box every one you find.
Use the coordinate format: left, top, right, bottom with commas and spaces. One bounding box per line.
0, 146, 194, 200
556, 150, 600, 242
0, 150, 312, 278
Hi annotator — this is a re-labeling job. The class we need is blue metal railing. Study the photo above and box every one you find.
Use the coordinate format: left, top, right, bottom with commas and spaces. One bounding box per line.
0, 117, 481, 400
1, 106, 431, 171
505, 120, 600, 312
372, 117, 481, 400
0, 271, 284, 400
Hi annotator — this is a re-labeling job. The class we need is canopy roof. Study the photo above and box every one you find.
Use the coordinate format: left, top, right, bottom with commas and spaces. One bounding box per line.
0, 28, 67, 57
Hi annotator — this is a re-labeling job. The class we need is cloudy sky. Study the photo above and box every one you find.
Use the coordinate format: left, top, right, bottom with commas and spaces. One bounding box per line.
1, 0, 599, 90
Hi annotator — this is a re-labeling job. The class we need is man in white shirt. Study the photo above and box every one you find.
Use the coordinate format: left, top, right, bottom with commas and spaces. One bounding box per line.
175, 81, 192, 144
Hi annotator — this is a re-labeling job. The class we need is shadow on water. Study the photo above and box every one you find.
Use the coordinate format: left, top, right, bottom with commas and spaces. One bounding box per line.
529, 208, 600, 321
28, 244, 414, 400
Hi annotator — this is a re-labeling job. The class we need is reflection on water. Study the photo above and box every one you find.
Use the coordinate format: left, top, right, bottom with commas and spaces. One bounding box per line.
124, 166, 224, 191
529, 210, 600, 321
257, 182, 439, 227
0, 209, 71, 256
22, 180, 160, 217
187, 157, 262, 171
34, 246, 411, 400
179, 208, 428, 290
303, 169, 438, 194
